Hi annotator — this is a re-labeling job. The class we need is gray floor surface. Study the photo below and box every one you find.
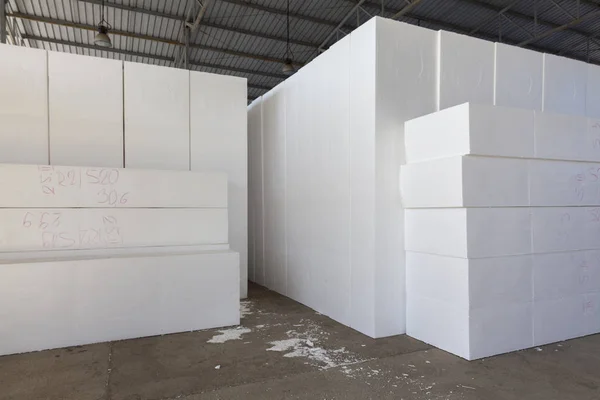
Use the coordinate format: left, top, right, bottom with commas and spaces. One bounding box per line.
1, 283, 599, 400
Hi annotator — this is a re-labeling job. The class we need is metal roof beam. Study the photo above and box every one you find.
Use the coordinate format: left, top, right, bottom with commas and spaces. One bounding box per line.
77, 0, 319, 49
518, 8, 600, 46
318, 0, 367, 51
21, 34, 287, 81
391, 0, 425, 19
454, 0, 599, 45
9, 12, 303, 66
218, 0, 356, 31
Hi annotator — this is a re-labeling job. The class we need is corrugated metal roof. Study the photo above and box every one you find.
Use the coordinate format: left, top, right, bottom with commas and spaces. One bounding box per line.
4, 0, 600, 100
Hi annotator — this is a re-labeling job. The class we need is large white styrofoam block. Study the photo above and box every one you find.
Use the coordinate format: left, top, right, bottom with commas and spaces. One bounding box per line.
401, 156, 463, 207
407, 294, 533, 361
248, 99, 265, 286
534, 111, 600, 162
308, 38, 352, 326
406, 252, 469, 309
532, 207, 600, 253
437, 31, 494, 110
407, 295, 469, 359
533, 294, 600, 346
247, 99, 260, 283
401, 156, 529, 208
0, 44, 48, 164
0, 164, 226, 208
48, 52, 123, 167
494, 43, 543, 110
405, 103, 534, 163
0, 208, 227, 252
405, 208, 468, 257
124, 62, 190, 170
349, 18, 377, 338
261, 84, 288, 297
542, 53, 587, 116
373, 18, 437, 337
284, 72, 311, 308
469, 256, 533, 309
467, 208, 532, 258
0, 243, 230, 262
529, 159, 600, 206
407, 252, 532, 310
0, 251, 239, 356
405, 208, 531, 258
376, 17, 437, 135
534, 250, 600, 302
189, 71, 248, 298
468, 303, 533, 360
587, 64, 600, 119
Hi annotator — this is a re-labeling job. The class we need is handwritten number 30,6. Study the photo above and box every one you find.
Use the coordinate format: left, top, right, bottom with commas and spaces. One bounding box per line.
97, 189, 129, 206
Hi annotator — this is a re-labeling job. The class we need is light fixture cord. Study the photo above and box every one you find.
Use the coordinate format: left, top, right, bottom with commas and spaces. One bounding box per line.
99, 0, 111, 28
286, 0, 290, 59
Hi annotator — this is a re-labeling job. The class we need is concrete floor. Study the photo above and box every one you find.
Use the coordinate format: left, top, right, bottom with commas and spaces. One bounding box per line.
0, 283, 599, 400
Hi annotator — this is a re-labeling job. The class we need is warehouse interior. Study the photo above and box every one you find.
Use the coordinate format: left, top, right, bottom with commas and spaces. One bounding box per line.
1, 0, 600, 399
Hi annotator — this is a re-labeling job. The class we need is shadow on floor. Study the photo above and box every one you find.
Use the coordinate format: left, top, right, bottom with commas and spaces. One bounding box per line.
1, 282, 599, 400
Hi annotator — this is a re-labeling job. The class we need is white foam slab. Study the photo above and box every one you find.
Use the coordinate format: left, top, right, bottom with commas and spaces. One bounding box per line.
407, 295, 470, 359
284, 72, 312, 308
405, 103, 534, 163
531, 207, 600, 253
542, 53, 587, 116
407, 252, 532, 310
405, 208, 531, 258
533, 112, 600, 162
124, 62, 190, 170
468, 303, 533, 360
248, 99, 265, 287
48, 51, 123, 168
587, 64, 600, 119
0, 208, 227, 252
401, 156, 529, 208
189, 71, 248, 297
308, 38, 352, 327
437, 31, 494, 110
407, 294, 533, 361
533, 250, 600, 301
494, 43, 543, 110
0, 243, 230, 262
529, 159, 600, 206
348, 18, 378, 338
261, 84, 288, 298
0, 164, 227, 208
0, 251, 239, 356
0, 44, 48, 164
534, 295, 587, 346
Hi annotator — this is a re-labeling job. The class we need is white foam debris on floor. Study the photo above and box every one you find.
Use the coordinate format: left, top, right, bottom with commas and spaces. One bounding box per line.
240, 300, 253, 317
207, 326, 251, 344
266, 321, 367, 371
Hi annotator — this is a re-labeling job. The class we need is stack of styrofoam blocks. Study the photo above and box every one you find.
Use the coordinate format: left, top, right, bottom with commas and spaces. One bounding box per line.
247, 15, 600, 340
0, 164, 239, 356
0, 43, 248, 298
402, 102, 600, 360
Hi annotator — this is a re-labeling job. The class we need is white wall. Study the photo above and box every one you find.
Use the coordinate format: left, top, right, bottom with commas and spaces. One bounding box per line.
0, 44, 48, 164
190, 71, 248, 298
124, 62, 190, 170
49, 52, 124, 167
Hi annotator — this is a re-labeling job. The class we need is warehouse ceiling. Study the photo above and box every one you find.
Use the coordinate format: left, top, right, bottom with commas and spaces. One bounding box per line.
3, 0, 600, 101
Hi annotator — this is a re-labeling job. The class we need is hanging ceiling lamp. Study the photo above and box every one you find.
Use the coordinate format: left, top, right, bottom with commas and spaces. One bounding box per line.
94, 0, 112, 48
282, 0, 294, 75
